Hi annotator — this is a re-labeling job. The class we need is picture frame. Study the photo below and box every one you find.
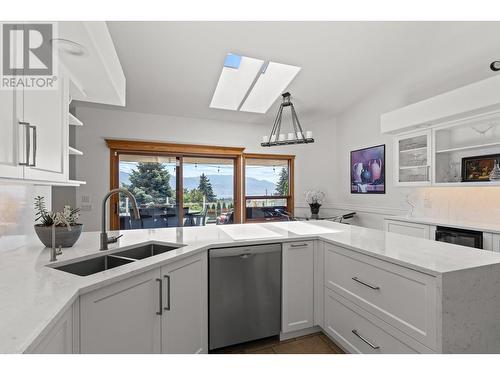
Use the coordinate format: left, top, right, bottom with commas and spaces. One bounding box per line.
461, 153, 500, 182
350, 144, 386, 194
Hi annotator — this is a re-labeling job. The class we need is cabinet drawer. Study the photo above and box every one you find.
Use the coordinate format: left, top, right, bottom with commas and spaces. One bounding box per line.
324, 243, 437, 349
324, 289, 431, 353
384, 219, 430, 239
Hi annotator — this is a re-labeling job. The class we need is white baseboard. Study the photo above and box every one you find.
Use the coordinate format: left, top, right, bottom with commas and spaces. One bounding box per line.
280, 326, 321, 341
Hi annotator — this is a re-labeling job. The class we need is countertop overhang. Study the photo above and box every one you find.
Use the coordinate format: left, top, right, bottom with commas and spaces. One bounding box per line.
3, 221, 500, 353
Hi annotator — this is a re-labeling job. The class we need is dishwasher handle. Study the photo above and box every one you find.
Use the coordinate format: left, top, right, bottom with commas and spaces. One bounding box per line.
209, 245, 281, 258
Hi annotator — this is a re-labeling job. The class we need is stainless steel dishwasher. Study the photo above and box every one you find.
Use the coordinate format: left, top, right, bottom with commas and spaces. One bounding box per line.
209, 243, 281, 350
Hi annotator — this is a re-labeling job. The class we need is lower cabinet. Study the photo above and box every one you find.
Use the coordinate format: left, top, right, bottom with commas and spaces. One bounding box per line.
161, 253, 208, 354
282, 241, 314, 333
324, 289, 431, 353
493, 234, 500, 252
79, 252, 208, 354
80, 268, 162, 353
28, 302, 77, 354
384, 219, 430, 239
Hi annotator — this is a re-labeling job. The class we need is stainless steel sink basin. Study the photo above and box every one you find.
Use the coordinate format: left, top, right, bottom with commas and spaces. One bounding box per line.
113, 243, 179, 260
51, 243, 182, 276
53, 255, 134, 276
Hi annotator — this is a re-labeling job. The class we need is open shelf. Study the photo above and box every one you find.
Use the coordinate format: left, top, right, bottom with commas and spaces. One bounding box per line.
399, 165, 428, 170
68, 146, 83, 156
399, 146, 427, 153
68, 113, 83, 126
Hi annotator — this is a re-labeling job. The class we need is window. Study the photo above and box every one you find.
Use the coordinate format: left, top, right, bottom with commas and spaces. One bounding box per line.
244, 155, 294, 222
108, 140, 243, 230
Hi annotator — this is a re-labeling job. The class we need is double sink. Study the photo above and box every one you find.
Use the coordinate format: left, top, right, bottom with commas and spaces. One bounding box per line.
52, 243, 182, 276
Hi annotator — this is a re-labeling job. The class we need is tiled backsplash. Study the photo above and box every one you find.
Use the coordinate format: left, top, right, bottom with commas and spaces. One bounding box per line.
411, 187, 500, 224
0, 183, 51, 252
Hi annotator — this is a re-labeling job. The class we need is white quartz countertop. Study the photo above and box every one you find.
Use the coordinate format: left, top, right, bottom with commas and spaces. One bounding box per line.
386, 215, 500, 235
3, 221, 500, 353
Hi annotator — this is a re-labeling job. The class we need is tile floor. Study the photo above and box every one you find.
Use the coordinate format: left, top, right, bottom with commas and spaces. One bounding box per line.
211, 332, 345, 354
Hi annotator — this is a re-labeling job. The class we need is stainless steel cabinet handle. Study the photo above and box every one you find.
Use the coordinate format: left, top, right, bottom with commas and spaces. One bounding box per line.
352, 329, 380, 350
156, 278, 162, 315
290, 243, 308, 248
18, 121, 30, 166
352, 276, 380, 290
30, 125, 37, 167
164, 275, 171, 311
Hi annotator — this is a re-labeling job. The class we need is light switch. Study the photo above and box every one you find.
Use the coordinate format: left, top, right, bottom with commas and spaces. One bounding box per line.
80, 204, 92, 212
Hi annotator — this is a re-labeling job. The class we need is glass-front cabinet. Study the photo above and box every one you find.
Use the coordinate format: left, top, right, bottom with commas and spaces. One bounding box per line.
394, 130, 432, 186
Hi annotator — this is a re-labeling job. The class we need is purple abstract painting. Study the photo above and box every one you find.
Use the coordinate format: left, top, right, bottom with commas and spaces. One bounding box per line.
350, 144, 385, 194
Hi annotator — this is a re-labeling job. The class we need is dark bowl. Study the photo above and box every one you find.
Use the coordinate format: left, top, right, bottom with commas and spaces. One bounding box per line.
34, 224, 83, 248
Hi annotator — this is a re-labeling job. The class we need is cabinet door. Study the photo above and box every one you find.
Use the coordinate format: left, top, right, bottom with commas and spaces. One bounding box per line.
282, 241, 314, 333
28, 304, 74, 354
384, 220, 430, 239
80, 268, 162, 353
493, 234, 500, 252
21, 73, 68, 182
394, 130, 432, 186
0, 87, 24, 179
161, 253, 207, 354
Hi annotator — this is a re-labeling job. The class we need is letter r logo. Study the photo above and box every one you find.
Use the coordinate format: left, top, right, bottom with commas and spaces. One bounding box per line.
2, 23, 53, 76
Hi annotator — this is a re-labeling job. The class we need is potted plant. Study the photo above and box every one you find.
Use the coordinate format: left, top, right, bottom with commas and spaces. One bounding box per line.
305, 190, 326, 219
34, 196, 83, 248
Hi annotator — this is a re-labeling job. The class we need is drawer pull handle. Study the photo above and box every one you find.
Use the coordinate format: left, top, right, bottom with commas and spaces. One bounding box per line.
352, 329, 380, 350
290, 243, 308, 248
352, 277, 380, 290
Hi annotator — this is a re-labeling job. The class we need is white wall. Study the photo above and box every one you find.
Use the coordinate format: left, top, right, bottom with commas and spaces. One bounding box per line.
74, 106, 337, 231
0, 183, 51, 252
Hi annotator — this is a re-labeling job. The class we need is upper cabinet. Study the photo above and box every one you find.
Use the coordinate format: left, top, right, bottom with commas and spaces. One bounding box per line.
381, 74, 500, 134
383, 73, 500, 187
57, 22, 126, 107
394, 130, 432, 186
0, 21, 124, 185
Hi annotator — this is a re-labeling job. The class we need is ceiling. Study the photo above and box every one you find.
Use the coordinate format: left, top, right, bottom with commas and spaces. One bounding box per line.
84, 21, 500, 125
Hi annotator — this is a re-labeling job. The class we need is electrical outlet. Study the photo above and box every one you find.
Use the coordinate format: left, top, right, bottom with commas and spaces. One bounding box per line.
80, 204, 92, 212
81, 195, 90, 203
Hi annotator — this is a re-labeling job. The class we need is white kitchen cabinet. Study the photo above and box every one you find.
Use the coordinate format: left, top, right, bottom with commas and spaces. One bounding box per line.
282, 241, 314, 333
20, 73, 69, 182
493, 234, 500, 252
0, 87, 24, 179
394, 130, 432, 186
161, 252, 208, 354
80, 268, 162, 354
384, 219, 430, 239
323, 242, 437, 350
324, 289, 431, 354
28, 302, 76, 354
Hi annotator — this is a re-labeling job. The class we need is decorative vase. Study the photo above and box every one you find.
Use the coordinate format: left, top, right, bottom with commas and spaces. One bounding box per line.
369, 158, 382, 182
34, 224, 83, 248
490, 160, 500, 181
361, 169, 371, 184
309, 203, 321, 219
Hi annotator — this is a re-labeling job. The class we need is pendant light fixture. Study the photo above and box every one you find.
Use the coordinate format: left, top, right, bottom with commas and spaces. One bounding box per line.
261, 92, 314, 147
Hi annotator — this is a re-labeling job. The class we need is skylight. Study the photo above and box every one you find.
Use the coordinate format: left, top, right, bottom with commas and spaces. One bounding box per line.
209, 54, 264, 111
210, 53, 301, 114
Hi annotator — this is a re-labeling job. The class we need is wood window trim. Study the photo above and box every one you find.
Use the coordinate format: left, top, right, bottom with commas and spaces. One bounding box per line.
242, 153, 295, 223
107, 139, 295, 228
107, 139, 244, 229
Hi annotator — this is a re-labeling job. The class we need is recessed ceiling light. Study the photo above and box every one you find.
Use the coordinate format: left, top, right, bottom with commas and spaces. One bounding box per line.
240, 62, 301, 114
210, 53, 264, 111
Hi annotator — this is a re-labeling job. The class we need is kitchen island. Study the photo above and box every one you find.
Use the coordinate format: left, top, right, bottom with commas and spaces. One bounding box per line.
2, 221, 500, 354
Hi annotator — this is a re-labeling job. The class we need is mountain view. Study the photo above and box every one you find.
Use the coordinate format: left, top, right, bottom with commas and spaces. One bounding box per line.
119, 171, 277, 198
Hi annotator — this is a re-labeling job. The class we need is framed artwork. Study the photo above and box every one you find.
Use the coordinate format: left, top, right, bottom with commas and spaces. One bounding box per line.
351, 144, 385, 194
461, 154, 500, 182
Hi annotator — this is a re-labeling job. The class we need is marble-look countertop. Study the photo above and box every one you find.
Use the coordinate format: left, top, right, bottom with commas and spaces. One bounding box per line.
385, 215, 500, 235
3, 221, 500, 353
